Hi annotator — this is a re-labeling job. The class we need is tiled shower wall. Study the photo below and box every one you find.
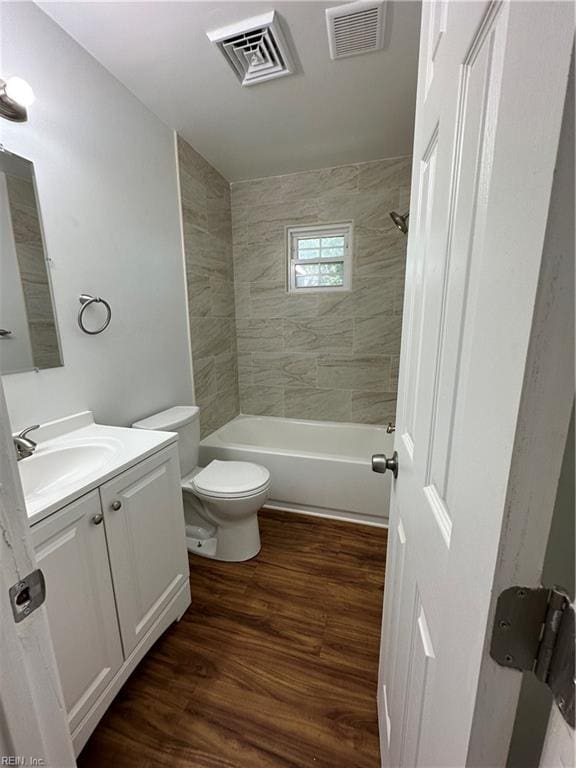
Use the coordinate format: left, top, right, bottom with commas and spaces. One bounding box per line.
230, 158, 411, 425
177, 137, 239, 438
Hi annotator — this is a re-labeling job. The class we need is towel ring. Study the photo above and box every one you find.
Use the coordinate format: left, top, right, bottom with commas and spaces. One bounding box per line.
78, 294, 112, 335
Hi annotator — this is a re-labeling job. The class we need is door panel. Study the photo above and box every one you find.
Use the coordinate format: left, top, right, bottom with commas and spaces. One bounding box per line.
101, 446, 188, 656
378, 2, 574, 765
31, 490, 123, 732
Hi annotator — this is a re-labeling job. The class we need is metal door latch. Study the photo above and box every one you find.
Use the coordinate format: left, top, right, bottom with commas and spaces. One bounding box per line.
490, 585, 575, 728
9, 569, 46, 623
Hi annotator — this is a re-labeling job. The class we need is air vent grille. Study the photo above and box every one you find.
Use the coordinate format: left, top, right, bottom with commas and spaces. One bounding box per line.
326, 1, 386, 60
207, 11, 294, 86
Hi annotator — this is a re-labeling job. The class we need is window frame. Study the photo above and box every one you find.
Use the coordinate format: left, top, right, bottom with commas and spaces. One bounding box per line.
286, 222, 353, 294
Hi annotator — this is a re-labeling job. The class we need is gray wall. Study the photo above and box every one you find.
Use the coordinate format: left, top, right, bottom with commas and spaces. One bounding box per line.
177, 137, 239, 438
230, 158, 411, 425
1, 2, 193, 431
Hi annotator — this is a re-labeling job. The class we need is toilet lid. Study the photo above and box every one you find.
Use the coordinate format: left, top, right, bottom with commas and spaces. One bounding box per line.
192, 460, 270, 497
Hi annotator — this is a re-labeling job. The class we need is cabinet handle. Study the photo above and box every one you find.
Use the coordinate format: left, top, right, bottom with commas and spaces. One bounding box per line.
91, 513, 104, 526
111, 500, 122, 511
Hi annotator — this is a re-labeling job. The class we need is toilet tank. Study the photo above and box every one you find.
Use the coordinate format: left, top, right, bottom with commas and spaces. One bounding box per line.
132, 406, 200, 477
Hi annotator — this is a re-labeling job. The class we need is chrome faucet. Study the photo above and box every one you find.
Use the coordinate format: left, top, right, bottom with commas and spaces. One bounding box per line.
13, 425, 40, 461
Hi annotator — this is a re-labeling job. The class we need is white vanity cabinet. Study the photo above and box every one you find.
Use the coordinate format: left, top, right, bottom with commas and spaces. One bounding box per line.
30, 442, 190, 754
30, 490, 124, 734
100, 446, 189, 656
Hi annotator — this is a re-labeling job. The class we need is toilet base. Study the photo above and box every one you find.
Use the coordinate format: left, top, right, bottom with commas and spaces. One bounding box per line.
186, 534, 218, 559
215, 514, 261, 561
185, 516, 260, 562
183, 489, 264, 562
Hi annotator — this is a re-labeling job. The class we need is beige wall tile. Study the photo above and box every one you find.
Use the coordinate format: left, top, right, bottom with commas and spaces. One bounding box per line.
239, 385, 284, 416
354, 277, 395, 318
354, 225, 407, 279
231, 157, 410, 426
28, 321, 61, 369
232, 201, 317, 247
186, 270, 211, 317
193, 355, 217, 404
389, 355, 400, 392
318, 165, 359, 195
317, 291, 356, 318
351, 391, 397, 424
358, 157, 412, 192
234, 282, 251, 319
284, 317, 353, 353
317, 355, 390, 391
215, 350, 238, 392
237, 353, 253, 387
284, 387, 352, 422
252, 353, 317, 388
189, 316, 233, 359
211, 278, 235, 318
233, 242, 285, 283
236, 318, 284, 353
6, 175, 61, 370
250, 282, 318, 319
179, 135, 239, 435
5, 174, 36, 208
353, 315, 403, 356
180, 166, 207, 230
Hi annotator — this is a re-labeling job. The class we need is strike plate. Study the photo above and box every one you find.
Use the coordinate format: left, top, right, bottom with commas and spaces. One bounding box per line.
9, 568, 46, 623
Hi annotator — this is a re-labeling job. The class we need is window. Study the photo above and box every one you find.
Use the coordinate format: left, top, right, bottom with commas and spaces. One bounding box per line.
287, 223, 352, 293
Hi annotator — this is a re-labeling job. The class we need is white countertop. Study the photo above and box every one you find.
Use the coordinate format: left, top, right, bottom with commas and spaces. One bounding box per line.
19, 411, 178, 527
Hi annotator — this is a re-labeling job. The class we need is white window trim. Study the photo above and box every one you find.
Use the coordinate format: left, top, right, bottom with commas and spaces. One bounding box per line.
286, 222, 353, 293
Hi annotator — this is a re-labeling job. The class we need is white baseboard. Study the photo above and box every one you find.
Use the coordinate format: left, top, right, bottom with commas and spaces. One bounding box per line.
262, 501, 388, 528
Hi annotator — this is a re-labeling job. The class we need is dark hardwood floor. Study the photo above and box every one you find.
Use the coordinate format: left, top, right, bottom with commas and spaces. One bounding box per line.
78, 509, 387, 768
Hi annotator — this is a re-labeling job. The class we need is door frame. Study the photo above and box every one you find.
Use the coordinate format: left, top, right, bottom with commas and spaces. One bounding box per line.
0, 377, 75, 766
467, 29, 574, 765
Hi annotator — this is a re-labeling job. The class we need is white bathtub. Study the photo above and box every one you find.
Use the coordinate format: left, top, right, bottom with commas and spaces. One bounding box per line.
199, 415, 393, 526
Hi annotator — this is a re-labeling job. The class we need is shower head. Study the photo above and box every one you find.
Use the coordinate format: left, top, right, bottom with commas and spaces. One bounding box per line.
390, 210, 409, 234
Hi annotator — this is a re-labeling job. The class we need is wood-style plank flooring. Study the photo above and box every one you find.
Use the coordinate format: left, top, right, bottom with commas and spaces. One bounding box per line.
78, 509, 387, 768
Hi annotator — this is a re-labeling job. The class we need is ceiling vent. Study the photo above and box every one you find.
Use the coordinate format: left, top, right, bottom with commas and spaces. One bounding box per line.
326, 0, 386, 60
207, 11, 294, 87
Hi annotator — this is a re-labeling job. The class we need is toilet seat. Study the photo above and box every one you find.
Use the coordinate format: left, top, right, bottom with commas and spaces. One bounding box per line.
184, 460, 270, 500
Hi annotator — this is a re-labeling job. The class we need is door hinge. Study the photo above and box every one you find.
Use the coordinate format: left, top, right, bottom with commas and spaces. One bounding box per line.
9, 568, 46, 624
490, 586, 575, 728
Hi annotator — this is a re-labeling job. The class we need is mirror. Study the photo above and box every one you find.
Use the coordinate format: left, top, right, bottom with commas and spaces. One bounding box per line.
0, 148, 62, 374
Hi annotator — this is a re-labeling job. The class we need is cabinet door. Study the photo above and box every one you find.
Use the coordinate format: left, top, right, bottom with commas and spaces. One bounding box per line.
100, 445, 189, 656
31, 490, 123, 733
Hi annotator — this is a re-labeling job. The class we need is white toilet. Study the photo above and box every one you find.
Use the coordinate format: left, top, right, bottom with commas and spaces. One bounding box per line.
132, 406, 270, 562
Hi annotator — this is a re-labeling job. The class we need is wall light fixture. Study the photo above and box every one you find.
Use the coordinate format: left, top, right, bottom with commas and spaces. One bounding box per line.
0, 77, 35, 122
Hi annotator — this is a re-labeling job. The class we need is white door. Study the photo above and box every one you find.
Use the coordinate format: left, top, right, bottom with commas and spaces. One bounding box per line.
100, 445, 188, 656
31, 490, 124, 732
0, 382, 75, 765
378, 2, 574, 766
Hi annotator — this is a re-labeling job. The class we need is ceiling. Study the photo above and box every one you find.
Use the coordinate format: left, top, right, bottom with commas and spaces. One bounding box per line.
39, 1, 421, 181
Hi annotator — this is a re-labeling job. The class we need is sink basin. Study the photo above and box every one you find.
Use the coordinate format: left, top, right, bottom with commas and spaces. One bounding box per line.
19, 439, 119, 501
18, 412, 179, 526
